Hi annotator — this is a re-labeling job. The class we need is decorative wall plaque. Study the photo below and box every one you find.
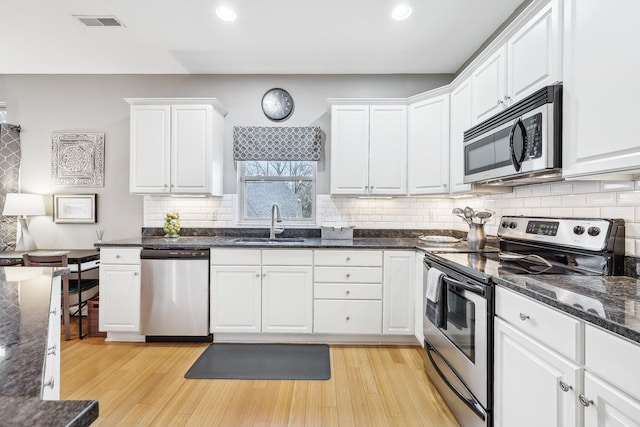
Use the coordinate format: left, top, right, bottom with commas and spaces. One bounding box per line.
51, 133, 104, 187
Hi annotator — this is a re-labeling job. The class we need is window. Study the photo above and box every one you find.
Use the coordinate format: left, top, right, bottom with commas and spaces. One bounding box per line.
239, 160, 315, 223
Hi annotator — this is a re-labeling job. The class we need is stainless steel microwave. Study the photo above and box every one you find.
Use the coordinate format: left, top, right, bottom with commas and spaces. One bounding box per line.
463, 84, 562, 186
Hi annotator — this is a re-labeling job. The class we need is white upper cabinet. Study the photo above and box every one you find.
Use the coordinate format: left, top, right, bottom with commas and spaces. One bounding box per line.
449, 78, 473, 194
472, 47, 507, 124
330, 103, 407, 196
407, 92, 450, 195
470, 0, 561, 125
507, 0, 561, 103
562, 0, 640, 179
127, 98, 227, 195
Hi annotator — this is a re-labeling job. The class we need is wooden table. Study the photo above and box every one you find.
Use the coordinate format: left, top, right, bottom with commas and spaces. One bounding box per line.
0, 249, 100, 339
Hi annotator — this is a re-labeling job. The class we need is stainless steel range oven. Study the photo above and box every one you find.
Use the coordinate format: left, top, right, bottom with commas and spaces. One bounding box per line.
423, 216, 625, 427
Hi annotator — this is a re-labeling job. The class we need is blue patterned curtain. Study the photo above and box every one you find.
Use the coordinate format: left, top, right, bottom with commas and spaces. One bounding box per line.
0, 124, 21, 251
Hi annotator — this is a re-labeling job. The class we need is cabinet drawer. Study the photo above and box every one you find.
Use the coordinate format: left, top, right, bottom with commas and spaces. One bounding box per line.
314, 300, 382, 334
314, 283, 382, 300
495, 286, 582, 360
210, 249, 261, 265
262, 249, 312, 266
100, 247, 141, 265
314, 267, 382, 283
586, 325, 640, 401
314, 250, 382, 266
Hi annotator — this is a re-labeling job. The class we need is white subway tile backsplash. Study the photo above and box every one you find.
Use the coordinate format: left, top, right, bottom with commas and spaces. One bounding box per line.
572, 181, 601, 194
143, 174, 640, 257
618, 191, 640, 206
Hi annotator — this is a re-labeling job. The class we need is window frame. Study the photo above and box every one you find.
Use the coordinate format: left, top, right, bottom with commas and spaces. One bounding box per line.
237, 160, 317, 226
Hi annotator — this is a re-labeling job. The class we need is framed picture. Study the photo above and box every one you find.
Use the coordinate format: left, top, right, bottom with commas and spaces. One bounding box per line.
51, 132, 105, 187
53, 194, 97, 223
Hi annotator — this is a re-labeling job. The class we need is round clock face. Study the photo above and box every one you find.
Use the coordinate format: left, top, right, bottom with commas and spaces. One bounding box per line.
261, 88, 294, 121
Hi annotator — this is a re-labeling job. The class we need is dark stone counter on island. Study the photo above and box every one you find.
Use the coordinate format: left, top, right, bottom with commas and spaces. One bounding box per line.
0, 266, 98, 426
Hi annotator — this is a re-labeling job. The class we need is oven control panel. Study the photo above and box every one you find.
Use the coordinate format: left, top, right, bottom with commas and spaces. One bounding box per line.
498, 216, 615, 251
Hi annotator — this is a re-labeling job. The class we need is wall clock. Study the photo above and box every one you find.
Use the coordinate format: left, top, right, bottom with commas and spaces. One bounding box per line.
261, 88, 294, 121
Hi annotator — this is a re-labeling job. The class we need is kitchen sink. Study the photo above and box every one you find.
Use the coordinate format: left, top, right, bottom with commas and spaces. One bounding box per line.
230, 237, 306, 244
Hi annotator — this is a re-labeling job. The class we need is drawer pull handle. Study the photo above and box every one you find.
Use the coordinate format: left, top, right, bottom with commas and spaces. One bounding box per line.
559, 381, 572, 392
43, 376, 55, 389
346, 290, 350, 295
50, 308, 57, 316
519, 313, 530, 321
47, 344, 57, 356
578, 394, 594, 407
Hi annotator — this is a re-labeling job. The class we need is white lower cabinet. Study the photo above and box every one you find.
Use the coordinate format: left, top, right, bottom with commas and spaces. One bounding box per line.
313, 250, 383, 334
210, 265, 262, 333
262, 265, 313, 333
210, 249, 313, 334
494, 317, 581, 427
495, 286, 640, 427
382, 251, 415, 335
583, 325, 640, 427
99, 247, 142, 335
42, 274, 62, 401
583, 372, 640, 427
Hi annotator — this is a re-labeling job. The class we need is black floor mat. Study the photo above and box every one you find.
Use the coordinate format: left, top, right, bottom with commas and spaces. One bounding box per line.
185, 343, 331, 380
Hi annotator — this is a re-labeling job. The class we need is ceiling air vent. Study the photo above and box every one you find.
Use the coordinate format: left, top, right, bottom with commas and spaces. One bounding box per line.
74, 15, 125, 27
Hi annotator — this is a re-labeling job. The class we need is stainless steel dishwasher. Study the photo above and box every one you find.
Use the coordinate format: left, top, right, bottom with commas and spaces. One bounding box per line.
140, 248, 211, 341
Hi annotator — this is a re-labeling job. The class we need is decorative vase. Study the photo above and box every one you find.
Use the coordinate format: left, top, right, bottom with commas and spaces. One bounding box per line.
164, 211, 181, 237
467, 223, 486, 250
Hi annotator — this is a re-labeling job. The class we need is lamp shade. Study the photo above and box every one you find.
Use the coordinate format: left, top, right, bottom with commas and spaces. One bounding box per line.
2, 193, 46, 216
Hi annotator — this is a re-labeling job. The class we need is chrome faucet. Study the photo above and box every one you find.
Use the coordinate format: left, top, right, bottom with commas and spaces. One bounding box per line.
270, 203, 285, 240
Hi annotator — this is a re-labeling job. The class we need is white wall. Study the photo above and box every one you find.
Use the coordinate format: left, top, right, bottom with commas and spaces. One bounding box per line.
0, 73, 450, 248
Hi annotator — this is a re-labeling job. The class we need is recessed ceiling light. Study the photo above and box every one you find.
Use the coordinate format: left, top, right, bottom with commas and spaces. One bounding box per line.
216, 6, 237, 22
391, 4, 413, 21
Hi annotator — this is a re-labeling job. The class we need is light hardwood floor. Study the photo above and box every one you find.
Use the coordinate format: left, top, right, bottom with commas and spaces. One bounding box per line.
61, 323, 458, 426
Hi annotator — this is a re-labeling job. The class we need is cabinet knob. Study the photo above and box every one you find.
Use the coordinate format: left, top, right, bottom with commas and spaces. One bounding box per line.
497, 99, 504, 105
558, 381, 572, 392
50, 308, 57, 316
256, 274, 260, 278
116, 255, 121, 259
346, 257, 351, 261
346, 290, 350, 295
519, 313, 530, 321
504, 95, 511, 102
578, 394, 594, 407
346, 274, 351, 279
346, 316, 350, 321
43, 376, 55, 389
47, 344, 57, 356
133, 272, 139, 276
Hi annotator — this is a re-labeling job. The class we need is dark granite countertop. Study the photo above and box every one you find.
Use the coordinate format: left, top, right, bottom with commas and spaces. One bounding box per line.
494, 273, 640, 344
0, 266, 98, 426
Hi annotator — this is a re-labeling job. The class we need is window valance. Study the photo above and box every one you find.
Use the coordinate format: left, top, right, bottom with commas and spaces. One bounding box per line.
233, 126, 322, 161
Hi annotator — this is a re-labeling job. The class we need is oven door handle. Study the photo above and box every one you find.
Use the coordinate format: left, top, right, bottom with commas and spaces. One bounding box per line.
442, 275, 486, 296
425, 342, 486, 420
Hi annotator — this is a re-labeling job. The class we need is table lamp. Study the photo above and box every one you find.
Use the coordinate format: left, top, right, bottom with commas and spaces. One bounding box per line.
2, 193, 46, 251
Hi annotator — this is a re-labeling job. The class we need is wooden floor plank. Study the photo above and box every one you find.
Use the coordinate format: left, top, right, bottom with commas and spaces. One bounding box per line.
60, 325, 459, 427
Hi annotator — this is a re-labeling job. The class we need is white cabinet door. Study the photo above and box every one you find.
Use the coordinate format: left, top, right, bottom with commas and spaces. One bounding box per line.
369, 104, 407, 195
408, 95, 449, 195
584, 372, 640, 427
129, 105, 171, 193
210, 266, 262, 333
262, 266, 313, 333
562, 0, 640, 178
171, 105, 213, 194
449, 77, 473, 193
99, 265, 142, 333
471, 47, 507, 125
330, 104, 370, 195
382, 251, 414, 335
507, 0, 561, 103
494, 318, 581, 427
